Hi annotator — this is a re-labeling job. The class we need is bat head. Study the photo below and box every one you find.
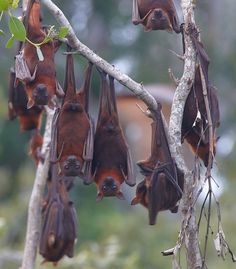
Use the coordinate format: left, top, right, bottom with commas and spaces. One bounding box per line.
62, 155, 81, 176
131, 180, 148, 208
145, 9, 173, 32
96, 175, 124, 202
31, 84, 49, 107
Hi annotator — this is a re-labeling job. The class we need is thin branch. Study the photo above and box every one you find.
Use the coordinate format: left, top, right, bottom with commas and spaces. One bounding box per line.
20, 107, 54, 269
41, 0, 157, 111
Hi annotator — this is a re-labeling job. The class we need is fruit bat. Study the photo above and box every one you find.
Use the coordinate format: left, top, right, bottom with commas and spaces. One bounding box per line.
39, 161, 77, 264
50, 54, 94, 184
29, 129, 43, 165
15, 0, 63, 109
132, 103, 184, 225
132, 0, 181, 33
92, 71, 135, 201
8, 66, 43, 131
181, 24, 220, 167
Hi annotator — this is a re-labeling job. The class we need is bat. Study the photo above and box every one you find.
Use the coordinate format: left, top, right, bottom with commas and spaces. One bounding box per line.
132, 103, 184, 225
40, 130, 77, 264
132, 0, 181, 33
92, 71, 135, 201
8, 66, 43, 131
181, 66, 220, 166
39, 164, 77, 264
50, 53, 94, 184
15, 0, 63, 109
29, 129, 43, 165
181, 24, 220, 167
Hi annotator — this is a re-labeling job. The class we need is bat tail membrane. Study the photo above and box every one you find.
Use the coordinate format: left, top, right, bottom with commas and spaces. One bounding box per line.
80, 62, 93, 113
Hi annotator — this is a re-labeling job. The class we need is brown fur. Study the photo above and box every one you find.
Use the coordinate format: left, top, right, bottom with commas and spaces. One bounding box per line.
132, 0, 180, 33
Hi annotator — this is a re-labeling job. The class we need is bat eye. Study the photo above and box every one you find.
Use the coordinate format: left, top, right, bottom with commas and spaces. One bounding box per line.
102, 185, 107, 191
112, 185, 117, 190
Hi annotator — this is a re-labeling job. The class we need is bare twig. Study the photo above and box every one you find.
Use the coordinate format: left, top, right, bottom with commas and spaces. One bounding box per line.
20, 107, 55, 269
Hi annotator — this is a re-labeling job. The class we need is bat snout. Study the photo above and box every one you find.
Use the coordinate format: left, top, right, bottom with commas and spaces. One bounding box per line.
33, 84, 49, 105
63, 156, 81, 176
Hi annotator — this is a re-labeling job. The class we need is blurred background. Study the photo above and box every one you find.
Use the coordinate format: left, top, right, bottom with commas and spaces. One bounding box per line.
0, 0, 236, 268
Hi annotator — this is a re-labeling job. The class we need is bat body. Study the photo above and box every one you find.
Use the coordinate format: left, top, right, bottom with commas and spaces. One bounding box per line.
132, 0, 180, 33
132, 104, 184, 225
182, 25, 220, 167
51, 54, 94, 184
92, 72, 135, 201
8, 67, 43, 131
39, 164, 77, 264
15, 0, 62, 109
29, 129, 43, 165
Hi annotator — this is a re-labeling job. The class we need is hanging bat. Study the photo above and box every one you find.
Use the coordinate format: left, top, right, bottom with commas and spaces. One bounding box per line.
28, 129, 43, 165
50, 53, 94, 184
8, 66, 43, 131
132, 103, 184, 225
181, 66, 220, 167
92, 71, 135, 202
132, 0, 181, 33
39, 162, 77, 264
15, 0, 63, 109
182, 24, 220, 167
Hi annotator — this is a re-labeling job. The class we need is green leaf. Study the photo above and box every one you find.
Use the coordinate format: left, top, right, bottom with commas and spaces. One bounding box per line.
11, 0, 19, 9
0, 0, 9, 11
5, 35, 15, 48
36, 46, 44, 61
58, 26, 69, 39
8, 15, 26, 41
0, 29, 5, 36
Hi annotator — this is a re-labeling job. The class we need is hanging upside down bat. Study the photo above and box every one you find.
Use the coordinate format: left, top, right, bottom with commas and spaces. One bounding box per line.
181, 24, 220, 167
132, 0, 181, 33
50, 53, 94, 184
39, 147, 77, 264
132, 103, 184, 225
92, 71, 135, 201
15, 0, 63, 109
8, 66, 43, 131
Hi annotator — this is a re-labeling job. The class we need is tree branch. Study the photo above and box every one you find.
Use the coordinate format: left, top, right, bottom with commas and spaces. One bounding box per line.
20, 108, 54, 269
168, 0, 202, 268
41, 0, 157, 112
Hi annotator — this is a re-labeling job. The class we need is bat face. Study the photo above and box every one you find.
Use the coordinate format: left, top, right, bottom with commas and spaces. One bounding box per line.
61, 155, 82, 177
32, 83, 49, 105
95, 170, 125, 201
144, 9, 172, 32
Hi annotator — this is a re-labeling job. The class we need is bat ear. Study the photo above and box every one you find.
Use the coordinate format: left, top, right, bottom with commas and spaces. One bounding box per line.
96, 192, 104, 202
131, 196, 140, 205
27, 98, 35, 109
116, 191, 125, 200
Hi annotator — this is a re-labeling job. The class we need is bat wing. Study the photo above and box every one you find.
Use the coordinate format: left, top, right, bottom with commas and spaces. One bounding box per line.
125, 146, 136, 186
8, 68, 17, 120
132, 0, 141, 25
81, 116, 95, 184
50, 108, 60, 163
15, 52, 37, 82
